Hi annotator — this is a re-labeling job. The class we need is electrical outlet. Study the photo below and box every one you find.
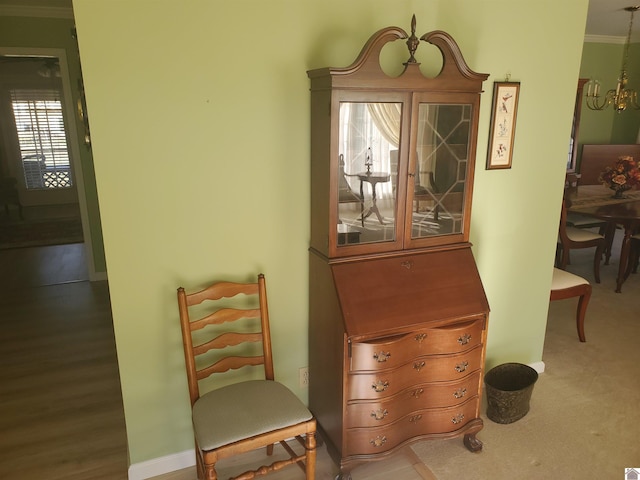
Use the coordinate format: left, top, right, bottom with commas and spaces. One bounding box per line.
299, 367, 309, 388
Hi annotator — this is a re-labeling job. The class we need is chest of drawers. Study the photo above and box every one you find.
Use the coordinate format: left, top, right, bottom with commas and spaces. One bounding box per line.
309, 248, 489, 479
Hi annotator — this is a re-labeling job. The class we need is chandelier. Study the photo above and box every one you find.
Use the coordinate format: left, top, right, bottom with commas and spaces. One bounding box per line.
585, 6, 640, 112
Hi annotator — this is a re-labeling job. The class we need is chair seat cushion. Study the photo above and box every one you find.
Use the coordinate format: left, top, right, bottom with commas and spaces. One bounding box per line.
564, 226, 603, 242
551, 267, 589, 291
192, 380, 313, 451
565, 212, 606, 228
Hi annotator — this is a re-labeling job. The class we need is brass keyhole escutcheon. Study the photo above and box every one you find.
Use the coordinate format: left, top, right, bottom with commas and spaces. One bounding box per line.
414, 333, 427, 343
400, 260, 414, 270
458, 333, 471, 345
413, 361, 426, 372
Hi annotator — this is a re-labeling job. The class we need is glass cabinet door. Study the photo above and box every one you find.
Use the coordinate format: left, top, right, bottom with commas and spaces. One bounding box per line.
336, 101, 402, 247
409, 103, 472, 241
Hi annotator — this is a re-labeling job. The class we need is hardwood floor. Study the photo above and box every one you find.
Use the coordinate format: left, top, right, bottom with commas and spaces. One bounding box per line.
0, 243, 128, 480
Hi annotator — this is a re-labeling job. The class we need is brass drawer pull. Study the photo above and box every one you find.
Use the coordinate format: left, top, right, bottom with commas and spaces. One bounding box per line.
371, 409, 388, 421
455, 361, 469, 373
452, 413, 465, 424
370, 436, 387, 447
371, 380, 389, 392
414, 333, 427, 343
410, 388, 424, 399
413, 361, 426, 372
373, 351, 391, 363
453, 387, 467, 399
409, 414, 422, 423
458, 333, 472, 345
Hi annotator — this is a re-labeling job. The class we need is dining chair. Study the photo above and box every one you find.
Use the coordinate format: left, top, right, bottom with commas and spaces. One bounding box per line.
626, 233, 640, 277
550, 267, 592, 342
557, 197, 605, 283
338, 154, 364, 226
177, 274, 317, 480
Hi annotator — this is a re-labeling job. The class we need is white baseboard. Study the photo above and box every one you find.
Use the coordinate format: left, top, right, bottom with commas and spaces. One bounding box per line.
128, 449, 195, 480
529, 361, 546, 374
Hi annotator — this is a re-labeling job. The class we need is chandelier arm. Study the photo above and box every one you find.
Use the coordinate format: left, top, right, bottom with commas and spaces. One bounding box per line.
586, 89, 616, 110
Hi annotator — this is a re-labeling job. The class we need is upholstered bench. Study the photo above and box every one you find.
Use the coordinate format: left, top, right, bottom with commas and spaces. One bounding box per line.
550, 267, 592, 342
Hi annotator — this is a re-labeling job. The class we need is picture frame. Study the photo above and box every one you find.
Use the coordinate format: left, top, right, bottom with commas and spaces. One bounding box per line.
486, 81, 520, 170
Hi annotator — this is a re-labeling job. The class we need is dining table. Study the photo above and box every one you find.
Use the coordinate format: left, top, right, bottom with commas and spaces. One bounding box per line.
567, 185, 640, 293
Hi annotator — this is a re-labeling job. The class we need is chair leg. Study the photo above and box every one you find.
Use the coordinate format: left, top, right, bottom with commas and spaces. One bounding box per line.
204, 464, 217, 480
305, 432, 317, 480
560, 246, 570, 270
602, 221, 617, 265
593, 244, 603, 284
195, 449, 205, 480
575, 285, 592, 343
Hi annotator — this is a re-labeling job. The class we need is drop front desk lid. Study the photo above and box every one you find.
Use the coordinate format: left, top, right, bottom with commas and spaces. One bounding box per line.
331, 247, 489, 340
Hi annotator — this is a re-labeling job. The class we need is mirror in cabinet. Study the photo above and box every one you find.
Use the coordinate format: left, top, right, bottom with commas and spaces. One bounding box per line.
337, 101, 473, 247
409, 102, 471, 240
337, 101, 402, 246
309, 20, 487, 259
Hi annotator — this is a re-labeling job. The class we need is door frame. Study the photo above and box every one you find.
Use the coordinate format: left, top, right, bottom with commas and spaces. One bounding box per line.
0, 46, 97, 280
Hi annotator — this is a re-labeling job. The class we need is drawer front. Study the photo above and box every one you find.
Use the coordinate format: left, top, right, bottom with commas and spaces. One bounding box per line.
343, 397, 480, 457
350, 318, 484, 372
347, 345, 483, 400
345, 371, 481, 428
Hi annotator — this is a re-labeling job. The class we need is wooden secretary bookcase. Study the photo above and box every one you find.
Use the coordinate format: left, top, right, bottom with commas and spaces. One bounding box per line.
307, 17, 490, 479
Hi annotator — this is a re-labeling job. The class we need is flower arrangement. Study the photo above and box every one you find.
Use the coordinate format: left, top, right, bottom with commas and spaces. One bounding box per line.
598, 155, 640, 198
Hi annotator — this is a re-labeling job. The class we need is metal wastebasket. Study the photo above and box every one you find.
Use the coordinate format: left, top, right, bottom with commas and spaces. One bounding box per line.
484, 363, 538, 424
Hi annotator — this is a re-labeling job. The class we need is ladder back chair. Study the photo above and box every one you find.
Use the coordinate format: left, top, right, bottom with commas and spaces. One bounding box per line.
177, 274, 316, 480
557, 197, 605, 283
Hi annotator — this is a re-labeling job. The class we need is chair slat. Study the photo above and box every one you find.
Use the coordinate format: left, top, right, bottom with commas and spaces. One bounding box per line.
186, 281, 259, 306
191, 308, 261, 331
196, 355, 265, 379
193, 332, 262, 356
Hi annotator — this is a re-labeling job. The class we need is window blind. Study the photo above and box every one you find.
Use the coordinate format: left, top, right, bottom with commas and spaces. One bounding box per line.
10, 89, 72, 189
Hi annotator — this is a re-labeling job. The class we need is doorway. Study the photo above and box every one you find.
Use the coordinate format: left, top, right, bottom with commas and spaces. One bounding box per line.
0, 47, 94, 269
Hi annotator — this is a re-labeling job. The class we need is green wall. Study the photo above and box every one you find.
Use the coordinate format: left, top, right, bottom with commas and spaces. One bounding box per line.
0, 15, 106, 274
72, 0, 589, 469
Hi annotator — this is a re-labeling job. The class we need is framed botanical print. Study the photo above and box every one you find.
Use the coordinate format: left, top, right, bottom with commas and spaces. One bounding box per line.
486, 82, 520, 169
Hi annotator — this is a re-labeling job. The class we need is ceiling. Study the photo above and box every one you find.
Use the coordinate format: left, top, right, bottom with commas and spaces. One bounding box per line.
586, 0, 640, 39
0, 0, 638, 39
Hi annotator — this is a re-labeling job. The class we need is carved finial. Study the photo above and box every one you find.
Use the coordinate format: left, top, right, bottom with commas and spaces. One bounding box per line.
406, 14, 419, 63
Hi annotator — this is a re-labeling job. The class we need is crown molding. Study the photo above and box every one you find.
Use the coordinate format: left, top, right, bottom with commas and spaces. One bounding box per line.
0, 5, 73, 19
